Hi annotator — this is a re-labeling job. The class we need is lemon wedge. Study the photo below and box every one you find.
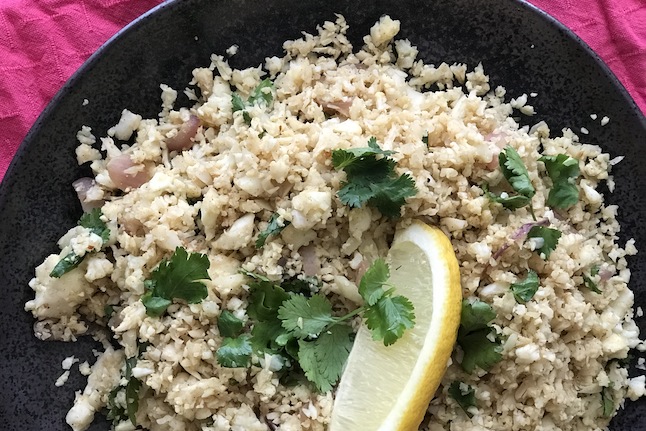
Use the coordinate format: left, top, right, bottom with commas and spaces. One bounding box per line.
329, 220, 462, 431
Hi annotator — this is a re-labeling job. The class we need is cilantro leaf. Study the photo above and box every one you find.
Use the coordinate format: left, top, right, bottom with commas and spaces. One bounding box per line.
297, 325, 354, 392
540, 154, 580, 209
459, 299, 496, 334
49, 252, 84, 278
582, 271, 602, 294
247, 280, 290, 322
50, 209, 111, 278
458, 299, 503, 373
278, 294, 337, 338
140, 296, 172, 317
231, 79, 274, 125
499, 146, 535, 198
364, 294, 415, 346
79, 208, 110, 243
256, 213, 289, 248
526, 226, 561, 259
107, 355, 142, 426
124, 375, 141, 425
601, 386, 615, 418
248, 78, 274, 106
511, 270, 540, 303
448, 381, 476, 418
231, 93, 246, 113
217, 334, 252, 368
331, 137, 394, 169
141, 247, 210, 317
459, 330, 503, 373
485, 147, 535, 214
333, 137, 417, 218
218, 310, 245, 338
358, 258, 390, 306
484, 188, 532, 210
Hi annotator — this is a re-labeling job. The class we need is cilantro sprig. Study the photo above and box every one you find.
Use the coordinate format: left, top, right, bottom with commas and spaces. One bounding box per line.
232, 79, 274, 124
457, 299, 503, 373
332, 137, 417, 218
218, 259, 415, 392
50, 208, 110, 278
511, 270, 540, 303
141, 247, 211, 317
539, 154, 580, 209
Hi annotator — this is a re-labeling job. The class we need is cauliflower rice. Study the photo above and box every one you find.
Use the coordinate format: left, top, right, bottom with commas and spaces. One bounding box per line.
25, 15, 644, 431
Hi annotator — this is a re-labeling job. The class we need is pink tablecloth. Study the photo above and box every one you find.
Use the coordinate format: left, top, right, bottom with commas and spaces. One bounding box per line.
0, 0, 644, 180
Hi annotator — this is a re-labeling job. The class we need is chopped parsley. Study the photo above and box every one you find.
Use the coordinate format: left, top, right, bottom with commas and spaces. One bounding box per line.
256, 213, 290, 248
457, 299, 503, 373
539, 154, 580, 209
231, 79, 274, 124
448, 381, 477, 418
526, 225, 561, 259
511, 270, 540, 303
332, 137, 417, 218
141, 247, 211, 317
218, 260, 415, 392
50, 208, 110, 278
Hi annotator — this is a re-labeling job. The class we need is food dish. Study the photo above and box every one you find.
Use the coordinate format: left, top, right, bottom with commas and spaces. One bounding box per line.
3, 0, 644, 429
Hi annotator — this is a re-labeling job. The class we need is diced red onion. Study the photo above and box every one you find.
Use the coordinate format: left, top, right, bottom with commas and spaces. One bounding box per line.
319, 98, 354, 118
107, 154, 151, 191
165, 115, 201, 151
299, 244, 320, 276
72, 177, 103, 212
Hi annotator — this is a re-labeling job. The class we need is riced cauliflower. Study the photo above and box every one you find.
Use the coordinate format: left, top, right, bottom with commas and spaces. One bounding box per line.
25, 14, 643, 431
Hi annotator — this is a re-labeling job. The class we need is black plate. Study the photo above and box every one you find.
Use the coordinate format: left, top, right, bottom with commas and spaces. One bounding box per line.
1, 0, 645, 429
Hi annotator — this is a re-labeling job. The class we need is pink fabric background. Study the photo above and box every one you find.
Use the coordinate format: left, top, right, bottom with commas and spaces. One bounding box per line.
0, 0, 644, 181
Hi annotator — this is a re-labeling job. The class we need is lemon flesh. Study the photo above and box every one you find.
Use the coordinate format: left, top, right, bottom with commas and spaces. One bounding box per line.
329, 220, 462, 431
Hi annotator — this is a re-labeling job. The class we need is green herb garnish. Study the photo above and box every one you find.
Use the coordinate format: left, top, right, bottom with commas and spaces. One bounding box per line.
50, 208, 110, 278
141, 247, 210, 317
332, 137, 417, 218
457, 299, 503, 373
511, 270, 540, 303
526, 226, 561, 259
448, 381, 477, 417
539, 154, 580, 209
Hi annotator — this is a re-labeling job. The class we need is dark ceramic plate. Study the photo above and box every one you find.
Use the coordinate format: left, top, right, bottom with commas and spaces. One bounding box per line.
1, 0, 645, 429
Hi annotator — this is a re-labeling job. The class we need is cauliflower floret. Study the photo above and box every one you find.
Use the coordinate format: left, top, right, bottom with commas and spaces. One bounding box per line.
24, 255, 94, 319
291, 189, 332, 230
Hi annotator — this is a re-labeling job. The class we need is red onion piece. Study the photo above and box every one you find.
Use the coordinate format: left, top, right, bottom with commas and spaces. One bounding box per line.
299, 244, 320, 277
107, 154, 151, 191
598, 268, 613, 282
319, 98, 354, 118
165, 115, 201, 151
72, 177, 103, 212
